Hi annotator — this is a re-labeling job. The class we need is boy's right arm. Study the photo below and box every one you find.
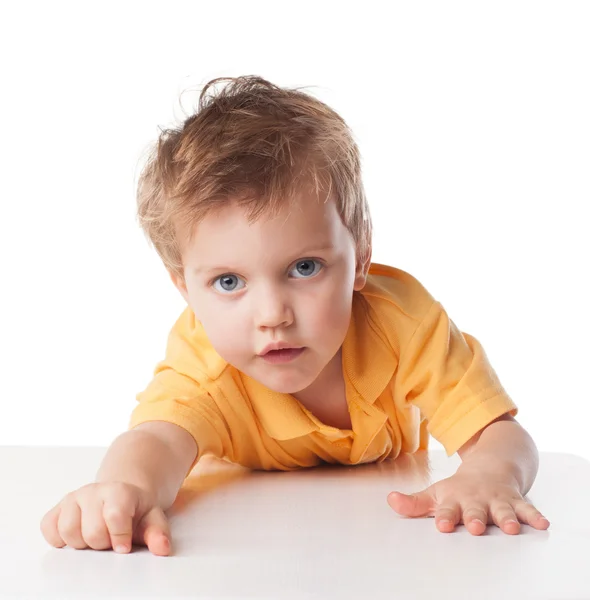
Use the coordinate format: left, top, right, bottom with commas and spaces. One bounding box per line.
40, 422, 198, 556
96, 421, 198, 511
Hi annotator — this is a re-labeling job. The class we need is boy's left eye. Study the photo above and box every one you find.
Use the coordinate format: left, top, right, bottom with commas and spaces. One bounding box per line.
290, 259, 322, 278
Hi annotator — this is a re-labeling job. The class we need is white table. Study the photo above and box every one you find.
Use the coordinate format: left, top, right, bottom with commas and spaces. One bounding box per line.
0, 447, 588, 599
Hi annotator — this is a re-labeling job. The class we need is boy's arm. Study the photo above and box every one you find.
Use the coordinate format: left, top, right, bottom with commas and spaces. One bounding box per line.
455, 413, 539, 495
95, 422, 198, 511
387, 414, 550, 535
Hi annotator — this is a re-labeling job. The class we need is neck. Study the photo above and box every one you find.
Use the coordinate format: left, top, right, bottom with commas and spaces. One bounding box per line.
292, 347, 344, 407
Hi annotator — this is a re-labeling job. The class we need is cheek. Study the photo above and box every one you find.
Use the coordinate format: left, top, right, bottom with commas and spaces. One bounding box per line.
194, 304, 250, 360
304, 283, 353, 336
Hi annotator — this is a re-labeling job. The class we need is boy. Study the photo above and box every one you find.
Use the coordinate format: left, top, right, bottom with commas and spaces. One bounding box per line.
41, 75, 550, 557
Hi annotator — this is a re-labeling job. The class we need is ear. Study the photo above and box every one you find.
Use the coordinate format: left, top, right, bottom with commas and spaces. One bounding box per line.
168, 270, 190, 305
353, 245, 372, 291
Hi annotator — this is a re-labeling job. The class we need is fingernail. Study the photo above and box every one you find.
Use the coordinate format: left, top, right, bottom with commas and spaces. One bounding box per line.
473, 519, 485, 527
439, 519, 451, 526
115, 545, 129, 554
506, 520, 519, 526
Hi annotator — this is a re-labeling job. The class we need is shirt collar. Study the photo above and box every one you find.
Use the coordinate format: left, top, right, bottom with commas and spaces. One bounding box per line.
240, 282, 396, 442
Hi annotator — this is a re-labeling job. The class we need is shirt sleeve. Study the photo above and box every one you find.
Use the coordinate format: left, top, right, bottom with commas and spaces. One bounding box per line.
394, 300, 518, 456
129, 366, 233, 474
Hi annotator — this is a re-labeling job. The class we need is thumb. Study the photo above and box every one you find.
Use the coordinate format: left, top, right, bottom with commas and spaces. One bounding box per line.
387, 488, 435, 518
134, 506, 172, 556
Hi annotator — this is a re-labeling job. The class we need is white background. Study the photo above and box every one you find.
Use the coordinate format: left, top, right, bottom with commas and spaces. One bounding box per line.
1, 1, 588, 460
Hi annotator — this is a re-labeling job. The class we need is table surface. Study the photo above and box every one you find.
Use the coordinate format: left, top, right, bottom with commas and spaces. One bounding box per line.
0, 447, 589, 600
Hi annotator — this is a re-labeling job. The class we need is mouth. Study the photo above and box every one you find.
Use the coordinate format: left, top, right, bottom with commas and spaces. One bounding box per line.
259, 341, 304, 356
259, 347, 306, 364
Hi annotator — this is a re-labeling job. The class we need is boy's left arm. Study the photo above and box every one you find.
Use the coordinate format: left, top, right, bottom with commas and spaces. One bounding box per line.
387, 414, 551, 535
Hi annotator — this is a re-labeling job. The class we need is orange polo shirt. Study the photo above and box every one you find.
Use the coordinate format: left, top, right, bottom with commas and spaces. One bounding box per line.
129, 263, 517, 473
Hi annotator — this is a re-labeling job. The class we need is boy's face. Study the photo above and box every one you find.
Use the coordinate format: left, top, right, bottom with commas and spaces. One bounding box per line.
170, 185, 370, 396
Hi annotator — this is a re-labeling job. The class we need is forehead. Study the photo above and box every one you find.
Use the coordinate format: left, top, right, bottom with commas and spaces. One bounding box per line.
179, 189, 348, 267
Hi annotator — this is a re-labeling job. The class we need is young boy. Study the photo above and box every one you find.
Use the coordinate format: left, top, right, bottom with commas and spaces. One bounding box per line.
40, 75, 550, 557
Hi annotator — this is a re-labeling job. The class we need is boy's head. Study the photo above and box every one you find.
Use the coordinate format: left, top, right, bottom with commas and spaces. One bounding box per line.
136, 75, 372, 394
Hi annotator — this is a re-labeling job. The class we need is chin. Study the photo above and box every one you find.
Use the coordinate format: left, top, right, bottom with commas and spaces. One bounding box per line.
260, 370, 317, 395
262, 379, 304, 395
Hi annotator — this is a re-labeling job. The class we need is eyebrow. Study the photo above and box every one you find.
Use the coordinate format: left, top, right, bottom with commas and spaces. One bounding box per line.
192, 243, 336, 275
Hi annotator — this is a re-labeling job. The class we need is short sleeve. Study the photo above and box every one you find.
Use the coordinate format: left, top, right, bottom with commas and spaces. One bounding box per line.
129, 308, 234, 475
130, 366, 234, 474
394, 300, 518, 456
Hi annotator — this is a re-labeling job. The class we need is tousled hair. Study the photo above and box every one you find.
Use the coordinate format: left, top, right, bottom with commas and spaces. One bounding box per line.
135, 75, 372, 283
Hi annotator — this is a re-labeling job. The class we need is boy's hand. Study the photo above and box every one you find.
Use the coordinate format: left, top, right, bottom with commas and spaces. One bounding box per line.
386, 469, 550, 535
40, 482, 171, 555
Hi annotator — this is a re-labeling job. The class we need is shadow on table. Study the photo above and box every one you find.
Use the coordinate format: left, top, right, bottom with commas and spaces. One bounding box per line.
171, 450, 434, 517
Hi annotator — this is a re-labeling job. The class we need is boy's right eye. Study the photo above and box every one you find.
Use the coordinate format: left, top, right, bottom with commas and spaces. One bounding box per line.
212, 274, 246, 294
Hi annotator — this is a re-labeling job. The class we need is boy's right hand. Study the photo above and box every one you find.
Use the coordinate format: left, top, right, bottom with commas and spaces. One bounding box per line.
40, 481, 171, 556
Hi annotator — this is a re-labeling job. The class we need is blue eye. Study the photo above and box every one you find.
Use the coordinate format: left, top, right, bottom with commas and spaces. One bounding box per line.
290, 259, 322, 278
213, 274, 245, 293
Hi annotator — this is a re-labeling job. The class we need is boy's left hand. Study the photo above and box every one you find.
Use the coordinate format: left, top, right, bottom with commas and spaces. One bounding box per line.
387, 469, 550, 535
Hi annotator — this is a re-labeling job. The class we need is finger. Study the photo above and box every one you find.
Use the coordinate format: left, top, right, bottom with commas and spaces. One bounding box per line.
387, 490, 435, 518
103, 498, 135, 553
135, 507, 171, 556
461, 505, 489, 536
40, 504, 66, 548
513, 502, 550, 530
57, 500, 87, 549
79, 498, 111, 551
434, 503, 462, 533
489, 501, 520, 535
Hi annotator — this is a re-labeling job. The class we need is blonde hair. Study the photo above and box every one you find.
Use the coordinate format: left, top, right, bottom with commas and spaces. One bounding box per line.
135, 75, 372, 283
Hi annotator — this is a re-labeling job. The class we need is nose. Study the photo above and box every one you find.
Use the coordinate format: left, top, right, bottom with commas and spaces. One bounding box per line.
255, 287, 294, 330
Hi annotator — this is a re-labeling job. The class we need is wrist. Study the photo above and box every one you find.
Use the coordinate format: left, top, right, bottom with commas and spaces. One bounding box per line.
457, 454, 523, 491
95, 430, 169, 506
